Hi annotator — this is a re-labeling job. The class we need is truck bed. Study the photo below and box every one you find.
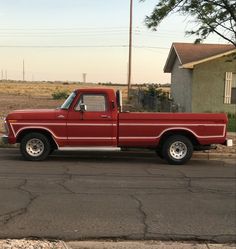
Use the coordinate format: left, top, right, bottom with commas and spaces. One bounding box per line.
118, 112, 227, 147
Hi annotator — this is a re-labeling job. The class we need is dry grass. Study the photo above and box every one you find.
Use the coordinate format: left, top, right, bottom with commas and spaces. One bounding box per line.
0, 81, 128, 98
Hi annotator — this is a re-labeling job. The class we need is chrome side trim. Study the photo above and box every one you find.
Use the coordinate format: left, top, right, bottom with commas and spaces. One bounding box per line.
67, 123, 116, 126
58, 147, 121, 152
68, 137, 116, 140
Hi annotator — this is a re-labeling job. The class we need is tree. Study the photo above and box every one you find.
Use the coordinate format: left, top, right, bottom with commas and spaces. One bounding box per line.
141, 0, 236, 46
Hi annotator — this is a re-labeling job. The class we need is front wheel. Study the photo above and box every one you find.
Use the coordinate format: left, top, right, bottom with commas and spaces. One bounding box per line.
162, 135, 193, 165
20, 133, 51, 161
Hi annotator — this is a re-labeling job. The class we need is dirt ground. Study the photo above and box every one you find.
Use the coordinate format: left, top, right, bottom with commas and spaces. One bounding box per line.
0, 93, 62, 131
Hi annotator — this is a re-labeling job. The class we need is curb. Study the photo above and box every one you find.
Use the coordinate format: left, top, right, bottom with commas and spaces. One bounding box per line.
193, 152, 236, 160
65, 241, 236, 249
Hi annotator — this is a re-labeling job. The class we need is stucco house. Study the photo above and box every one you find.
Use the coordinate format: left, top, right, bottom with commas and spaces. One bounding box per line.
164, 43, 236, 113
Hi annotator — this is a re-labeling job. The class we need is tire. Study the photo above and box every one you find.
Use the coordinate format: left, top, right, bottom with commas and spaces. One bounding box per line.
20, 132, 51, 161
162, 135, 193, 165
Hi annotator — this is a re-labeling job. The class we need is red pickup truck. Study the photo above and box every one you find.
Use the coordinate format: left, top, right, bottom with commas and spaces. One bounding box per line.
1, 88, 232, 164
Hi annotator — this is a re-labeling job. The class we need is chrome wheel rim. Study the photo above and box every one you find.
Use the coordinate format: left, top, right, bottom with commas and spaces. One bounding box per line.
26, 138, 44, 157
169, 141, 187, 160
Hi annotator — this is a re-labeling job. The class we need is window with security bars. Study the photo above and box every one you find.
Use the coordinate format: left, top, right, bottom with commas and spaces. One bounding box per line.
224, 72, 236, 104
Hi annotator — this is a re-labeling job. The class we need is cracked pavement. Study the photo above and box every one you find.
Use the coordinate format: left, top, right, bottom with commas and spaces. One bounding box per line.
0, 148, 235, 243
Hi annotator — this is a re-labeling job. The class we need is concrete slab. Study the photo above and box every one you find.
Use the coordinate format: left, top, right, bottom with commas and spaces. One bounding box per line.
208, 244, 236, 249
67, 241, 236, 249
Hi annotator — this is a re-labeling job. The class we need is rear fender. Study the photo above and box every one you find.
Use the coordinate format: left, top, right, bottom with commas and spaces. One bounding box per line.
158, 129, 199, 148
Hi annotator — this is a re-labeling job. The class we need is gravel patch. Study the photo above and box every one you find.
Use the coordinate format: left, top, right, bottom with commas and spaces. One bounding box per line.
0, 239, 66, 249
209, 133, 236, 154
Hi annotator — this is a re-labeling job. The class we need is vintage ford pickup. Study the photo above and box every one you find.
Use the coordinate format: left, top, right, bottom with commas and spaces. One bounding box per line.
1, 88, 233, 164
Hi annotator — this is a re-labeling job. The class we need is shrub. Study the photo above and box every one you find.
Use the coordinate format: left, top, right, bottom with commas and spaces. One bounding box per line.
227, 113, 236, 132
137, 85, 170, 112
52, 90, 69, 100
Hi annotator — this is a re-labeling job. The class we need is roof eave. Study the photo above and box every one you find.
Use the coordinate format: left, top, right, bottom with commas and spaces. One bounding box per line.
180, 48, 236, 69
164, 44, 183, 73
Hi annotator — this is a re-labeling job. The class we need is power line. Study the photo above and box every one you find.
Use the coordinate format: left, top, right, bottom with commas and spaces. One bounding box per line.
134, 45, 169, 49
0, 26, 183, 32
0, 45, 169, 49
0, 45, 128, 48
0, 26, 183, 35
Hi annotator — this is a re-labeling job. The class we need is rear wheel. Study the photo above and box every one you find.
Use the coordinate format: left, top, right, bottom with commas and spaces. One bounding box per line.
162, 135, 193, 165
20, 132, 51, 161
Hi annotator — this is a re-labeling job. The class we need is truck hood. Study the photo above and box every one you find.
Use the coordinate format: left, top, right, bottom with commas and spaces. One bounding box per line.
6, 109, 65, 120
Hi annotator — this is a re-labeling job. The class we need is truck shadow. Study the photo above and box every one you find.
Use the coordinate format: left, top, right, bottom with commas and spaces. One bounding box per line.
48, 150, 163, 164
1, 149, 227, 167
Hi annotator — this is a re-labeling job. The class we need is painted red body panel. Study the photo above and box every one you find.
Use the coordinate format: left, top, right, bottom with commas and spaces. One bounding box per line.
5, 88, 228, 148
118, 112, 227, 147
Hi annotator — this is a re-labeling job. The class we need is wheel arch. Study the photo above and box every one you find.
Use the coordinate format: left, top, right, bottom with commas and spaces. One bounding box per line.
158, 129, 200, 149
16, 128, 58, 149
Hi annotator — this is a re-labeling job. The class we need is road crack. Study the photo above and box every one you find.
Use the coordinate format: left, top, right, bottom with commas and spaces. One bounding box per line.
57, 166, 75, 194
176, 169, 194, 193
57, 181, 75, 194
130, 195, 148, 239
0, 179, 38, 225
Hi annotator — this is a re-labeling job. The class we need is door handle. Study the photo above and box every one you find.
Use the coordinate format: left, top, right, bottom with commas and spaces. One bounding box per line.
57, 115, 65, 119
100, 115, 109, 118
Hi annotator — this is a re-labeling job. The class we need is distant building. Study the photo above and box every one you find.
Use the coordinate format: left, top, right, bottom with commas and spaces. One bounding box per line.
164, 43, 236, 113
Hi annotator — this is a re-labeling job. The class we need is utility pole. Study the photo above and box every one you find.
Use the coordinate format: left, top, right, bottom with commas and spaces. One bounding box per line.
1, 70, 3, 80
127, 0, 133, 98
5, 70, 7, 80
23, 59, 25, 81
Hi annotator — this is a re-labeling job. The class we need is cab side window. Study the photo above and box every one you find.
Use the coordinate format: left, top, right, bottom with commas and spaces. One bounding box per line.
75, 94, 108, 112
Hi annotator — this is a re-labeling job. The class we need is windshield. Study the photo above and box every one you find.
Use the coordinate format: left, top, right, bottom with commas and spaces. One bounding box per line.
60, 91, 76, 110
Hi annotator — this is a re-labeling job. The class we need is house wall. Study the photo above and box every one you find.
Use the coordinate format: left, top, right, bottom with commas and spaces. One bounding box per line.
171, 59, 192, 112
192, 55, 236, 113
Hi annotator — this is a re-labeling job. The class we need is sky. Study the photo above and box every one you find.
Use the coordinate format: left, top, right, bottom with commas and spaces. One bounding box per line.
0, 0, 228, 84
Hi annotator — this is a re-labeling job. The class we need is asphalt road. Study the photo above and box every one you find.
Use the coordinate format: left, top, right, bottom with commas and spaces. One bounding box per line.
0, 148, 235, 243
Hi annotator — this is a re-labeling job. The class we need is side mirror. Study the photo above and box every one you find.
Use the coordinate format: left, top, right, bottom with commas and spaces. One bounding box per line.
79, 103, 87, 112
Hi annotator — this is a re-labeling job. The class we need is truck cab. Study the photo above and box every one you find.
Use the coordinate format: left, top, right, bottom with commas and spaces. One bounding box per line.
62, 88, 118, 147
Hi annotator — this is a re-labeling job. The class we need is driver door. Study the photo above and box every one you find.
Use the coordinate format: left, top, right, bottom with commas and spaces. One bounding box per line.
67, 92, 116, 147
